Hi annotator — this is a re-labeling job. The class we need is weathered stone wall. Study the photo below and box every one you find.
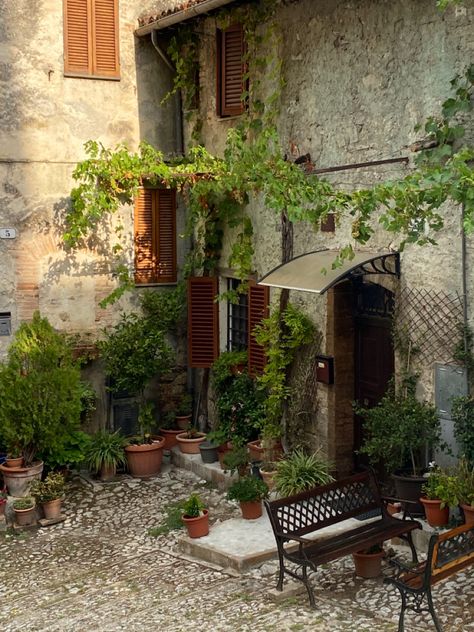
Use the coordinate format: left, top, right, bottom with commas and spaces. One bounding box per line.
184, 0, 474, 470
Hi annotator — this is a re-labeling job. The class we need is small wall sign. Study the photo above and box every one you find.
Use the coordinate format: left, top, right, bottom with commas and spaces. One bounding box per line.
0, 228, 16, 239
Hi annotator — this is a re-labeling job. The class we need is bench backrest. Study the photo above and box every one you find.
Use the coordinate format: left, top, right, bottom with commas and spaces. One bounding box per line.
265, 470, 383, 537
428, 522, 474, 584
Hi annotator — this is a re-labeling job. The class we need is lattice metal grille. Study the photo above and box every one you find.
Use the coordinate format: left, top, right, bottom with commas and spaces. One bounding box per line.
435, 527, 474, 568
394, 287, 463, 364
275, 479, 378, 534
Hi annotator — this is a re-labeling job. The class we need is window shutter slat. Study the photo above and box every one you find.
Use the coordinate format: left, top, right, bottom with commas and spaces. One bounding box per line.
64, 0, 91, 74
134, 188, 154, 284
219, 24, 245, 117
156, 189, 177, 283
248, 284, 269, 376
188, 277, 219, 368
92, 0, 120, 77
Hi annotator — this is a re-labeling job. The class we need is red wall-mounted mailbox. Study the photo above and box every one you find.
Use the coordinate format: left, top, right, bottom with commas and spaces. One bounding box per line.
316, 355, 334, 385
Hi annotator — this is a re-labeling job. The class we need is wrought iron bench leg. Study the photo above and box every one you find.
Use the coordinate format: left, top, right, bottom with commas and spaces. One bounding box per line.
302, 564, 316, 608
276, 552, 284, 591
406, 531, 419, 563
397, 590, 407, 632
427, 589, 443, 632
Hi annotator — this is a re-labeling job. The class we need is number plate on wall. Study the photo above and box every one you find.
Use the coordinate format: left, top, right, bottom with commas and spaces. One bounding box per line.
0, 228, 16, 239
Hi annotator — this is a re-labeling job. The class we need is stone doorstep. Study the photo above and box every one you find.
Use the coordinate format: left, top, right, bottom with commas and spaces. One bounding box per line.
170, 447, 238, 490
178, 512, 437, 573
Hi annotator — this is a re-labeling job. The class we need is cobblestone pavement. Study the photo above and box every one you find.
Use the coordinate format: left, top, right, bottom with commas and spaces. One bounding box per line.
1, 466, 473, 632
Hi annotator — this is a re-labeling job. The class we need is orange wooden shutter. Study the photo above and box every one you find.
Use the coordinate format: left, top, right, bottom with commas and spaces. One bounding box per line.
134, 188, 154, 284
218, 24, 245, 117
64, 0, 91, 75
92, 0, 120, 77
156, 189, 177, 283
188, 277, 219, 368
248, 283, 269, 376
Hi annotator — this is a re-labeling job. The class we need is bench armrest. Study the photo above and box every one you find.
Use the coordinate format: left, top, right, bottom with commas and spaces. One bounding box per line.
275, 531, 312, 545
381, 495, 418, 520
388, 557, 426, 581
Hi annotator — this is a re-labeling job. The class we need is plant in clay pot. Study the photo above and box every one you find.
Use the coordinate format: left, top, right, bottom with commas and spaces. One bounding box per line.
222, 445, 250, 476
181, 493, 209, 538
274, 449, 334, 497
455, 457, 474, 525
30, 471, 66, 520
420, 463, 459, 527
176, 426, 206, 454
227, 475, 268, 520
13, 496, 36, 526
85, 430, 127, 481
352, 544, 385, 578
124, 403, 165, 478
175, 393, 193, 430
0, 312, 85, 496
159, 412, 184, 450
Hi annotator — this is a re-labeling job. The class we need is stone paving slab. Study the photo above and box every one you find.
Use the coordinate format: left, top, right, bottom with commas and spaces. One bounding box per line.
0, 466, 473, 631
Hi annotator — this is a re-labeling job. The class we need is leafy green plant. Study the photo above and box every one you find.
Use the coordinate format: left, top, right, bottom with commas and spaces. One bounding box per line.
451, 396, 474, 466
211, 351, 248, 394
182, 493, 206, 518
227, 475, 268, 502
30, 472, 66, 504
356, 378, 443, 476
85, 430, 127, 474
0, 312, 84, 466
222, 446, 249, 475
40, 430, 92, 470
422, 464, 460, 508
13, 497, 35, 511
214, 372, 263, 447
454, 458, 474, 507
274, 449, 334, 497
148, 501, 185, 537
176, 394, 193, 416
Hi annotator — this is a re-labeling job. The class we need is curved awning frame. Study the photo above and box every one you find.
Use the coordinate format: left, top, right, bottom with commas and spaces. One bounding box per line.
258, 250, 400, 295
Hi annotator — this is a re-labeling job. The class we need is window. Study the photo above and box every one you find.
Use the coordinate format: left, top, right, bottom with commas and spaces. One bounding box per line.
134, 188, 177, 285
216, 24, 246, 117
227, 279, 248, 351
63, 0, 120, 79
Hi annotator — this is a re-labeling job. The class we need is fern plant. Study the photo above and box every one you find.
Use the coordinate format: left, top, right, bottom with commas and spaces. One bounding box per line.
85, 430, 127, 474
274, 449, 334, 497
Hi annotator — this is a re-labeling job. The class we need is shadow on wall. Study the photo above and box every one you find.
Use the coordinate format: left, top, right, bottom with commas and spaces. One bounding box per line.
134, 31, 178, 153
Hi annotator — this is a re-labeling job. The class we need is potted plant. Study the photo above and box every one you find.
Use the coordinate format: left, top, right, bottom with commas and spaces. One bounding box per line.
222, 445, 250, 476
420, 463, 459, 527
181, 493, 209, 538
175, 393, 193, 430
0, 488, 7, 518
124, 403, 165, 478
455, 457, 474, 525
159, 412, 184, 450
30, 471, 66, 520
0, 312, 85, 497
85, 430, 127, 481
4, 443, 23, 469
356, 377, 444, 512
12, 497, 36, 526
198, 440, 220, 464
274, 449, 334, 497
227, 475, 268, 519
176, 427, 206, 454
352, 544, 385, 578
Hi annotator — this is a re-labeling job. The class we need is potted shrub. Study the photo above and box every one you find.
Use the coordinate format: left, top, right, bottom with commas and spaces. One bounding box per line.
356, 377, 444, 512
175, 393, 193, 430
124, 403, 165, 478
222, 445, 250, 476
198, 440, 219, 464
12, 497, 36, 526
456, 457, 474, 525
274, 449, 334, 497
0, 312, 84, 497
227, 475, 269, 519
181, 493, 209, 538
420, 463, 459, 527
30, 472, 66, 520
176, 427, 206, 454
352, 544, 385, 578
159, 412, 183, 450
85, 430, 127, 481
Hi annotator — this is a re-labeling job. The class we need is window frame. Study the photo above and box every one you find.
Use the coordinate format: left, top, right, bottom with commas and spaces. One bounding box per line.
63, 0, 120, 81
216, 23, 247, 118
226, 278, 249, 352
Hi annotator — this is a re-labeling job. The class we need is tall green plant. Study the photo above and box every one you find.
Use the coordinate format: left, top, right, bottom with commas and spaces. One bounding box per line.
451, 396, 474, 466
0, 312, 84, 465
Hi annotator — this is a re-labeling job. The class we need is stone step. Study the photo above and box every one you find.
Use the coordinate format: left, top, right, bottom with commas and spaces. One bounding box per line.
169, 446, 238, 490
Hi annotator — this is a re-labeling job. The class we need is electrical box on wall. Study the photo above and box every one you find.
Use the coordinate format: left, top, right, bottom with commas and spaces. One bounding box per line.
316, 355, 334, 385
0, 312, 11, 336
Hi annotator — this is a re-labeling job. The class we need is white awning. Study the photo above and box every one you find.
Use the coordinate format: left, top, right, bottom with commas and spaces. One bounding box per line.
258, 250, 399, 295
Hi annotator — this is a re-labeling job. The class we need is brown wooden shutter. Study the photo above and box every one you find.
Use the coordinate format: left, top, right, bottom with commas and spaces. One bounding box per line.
156, 189, 177, 283
188, 277, 219, 368
217, 24, 245, 117
134, 188, 154, 284
64, 0, 91, 75
248, 283, 270, 376
92, 0, 120, 77
64, 0, 119, 78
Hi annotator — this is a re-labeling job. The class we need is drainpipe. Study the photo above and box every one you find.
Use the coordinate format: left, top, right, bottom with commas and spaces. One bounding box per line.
150, 30, 184, 156
461, 204, 470, 383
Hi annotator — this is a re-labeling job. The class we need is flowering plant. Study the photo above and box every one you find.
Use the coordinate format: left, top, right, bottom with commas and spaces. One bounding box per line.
422, 463, 460, 508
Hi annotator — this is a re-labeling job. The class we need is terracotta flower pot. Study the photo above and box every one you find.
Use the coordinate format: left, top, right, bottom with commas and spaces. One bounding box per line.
461, 503, 474, 526
240, 500, 262, 520
0, 461, 44, 497
160, 428, 182, 450
125, 437, 165, 478
182, 509, 209, 538
247, 440, 283, 463
42, 498, 62, 520
420, 497, 449, 527
99, 463, 116, 482
259, 467, 277, 492
5, 456, 23, 468
0, 499, 6, 517
352, 549, 385, 578
176, 432, 206, 454
14, 505, 36, 527
176, 415, 192, 430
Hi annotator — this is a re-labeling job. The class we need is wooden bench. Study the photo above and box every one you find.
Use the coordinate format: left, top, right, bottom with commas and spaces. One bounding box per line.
264, 470, 421, 608
384, 522, 474, 632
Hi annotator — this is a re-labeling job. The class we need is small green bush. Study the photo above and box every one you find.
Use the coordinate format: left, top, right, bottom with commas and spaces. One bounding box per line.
227, 475, 268, 502
182, 493, 206, 518
30, 472, 66, 503
85, 430, 127, 473
13, 497, 35, 510
274, 449, 334, 497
